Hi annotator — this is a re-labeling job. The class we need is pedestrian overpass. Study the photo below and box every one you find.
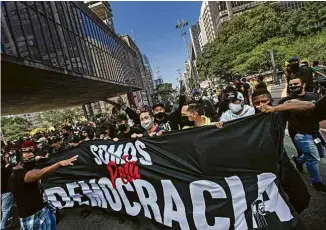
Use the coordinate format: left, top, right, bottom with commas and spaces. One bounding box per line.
1, 1, 143, 115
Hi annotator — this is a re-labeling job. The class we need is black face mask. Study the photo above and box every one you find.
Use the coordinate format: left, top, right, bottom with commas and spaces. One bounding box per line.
289, 85, 303, 94
290, 63, 299, 73
23, 159, 35, 170
118, 124, 127, 132
181, 116, 194, 127
155, 112, 165, 120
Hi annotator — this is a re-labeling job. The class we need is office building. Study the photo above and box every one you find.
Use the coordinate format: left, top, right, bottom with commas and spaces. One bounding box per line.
121, 35, 152, 106
154, 78, 164, 88
280, 1, 306, 10
189, 22, 202, 58
142, 54, 155, 96
10, 113, 41, 127
198, 1, 220, 47
84, 1, 115, 31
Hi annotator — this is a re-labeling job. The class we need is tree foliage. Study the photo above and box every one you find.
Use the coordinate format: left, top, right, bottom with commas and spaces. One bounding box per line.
38, 107, 84, 128
197, 2, 326, 80
1, 117, 32, 141
155, 83, 174, 102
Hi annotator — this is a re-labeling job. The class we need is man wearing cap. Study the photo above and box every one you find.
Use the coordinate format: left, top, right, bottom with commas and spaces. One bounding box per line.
116, 114, 143, 139
220, 91, 255, 122
288, 57, 314, 92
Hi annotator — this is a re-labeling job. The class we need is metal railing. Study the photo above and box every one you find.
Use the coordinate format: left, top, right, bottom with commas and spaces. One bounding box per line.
1, 1, 143, 88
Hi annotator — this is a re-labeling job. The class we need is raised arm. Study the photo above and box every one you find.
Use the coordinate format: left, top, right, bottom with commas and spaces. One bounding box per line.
24, 155, 78, 183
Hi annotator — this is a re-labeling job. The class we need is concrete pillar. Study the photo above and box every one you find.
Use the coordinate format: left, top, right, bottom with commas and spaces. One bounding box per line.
226, 1, 233, 18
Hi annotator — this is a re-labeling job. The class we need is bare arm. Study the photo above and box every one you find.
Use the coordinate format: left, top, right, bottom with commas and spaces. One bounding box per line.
258, 101, 315, 113
24, 155, 78, 183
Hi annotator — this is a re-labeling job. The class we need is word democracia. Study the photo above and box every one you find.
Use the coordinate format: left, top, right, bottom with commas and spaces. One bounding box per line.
45, 173, 293, 230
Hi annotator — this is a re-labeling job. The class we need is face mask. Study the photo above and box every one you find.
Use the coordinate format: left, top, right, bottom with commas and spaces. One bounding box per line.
118, 124, 127, 132
290, 63, 299, 73
194, 96, 201, 101
181, 116, 195, 127
63, 133, 69, 137
154, 112, 165, 120
141, 119, 154, 130
229, 103, 243, 114
23, 158, 35, 170
37, 143, 43, 149
289, 85, 303, 94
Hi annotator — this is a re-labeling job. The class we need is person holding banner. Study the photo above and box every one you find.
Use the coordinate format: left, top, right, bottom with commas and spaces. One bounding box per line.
139, 110, 165, 137
116, 114, 143, 139
8, 141, 78, 230
252, 88, 312, 212
184, 103, 214, 128
220, 91, 255, 122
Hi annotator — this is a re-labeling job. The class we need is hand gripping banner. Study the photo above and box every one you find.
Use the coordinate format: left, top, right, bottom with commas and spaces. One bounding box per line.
42, 114, 306, 229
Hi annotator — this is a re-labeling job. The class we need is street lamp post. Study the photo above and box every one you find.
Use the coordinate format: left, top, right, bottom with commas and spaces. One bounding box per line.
175, 19, 200, 89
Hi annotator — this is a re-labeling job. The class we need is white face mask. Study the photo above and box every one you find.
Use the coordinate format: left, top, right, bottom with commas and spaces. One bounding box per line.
141, 119, 154, 130
194, 96, 201, 101
229, 103, 243, 114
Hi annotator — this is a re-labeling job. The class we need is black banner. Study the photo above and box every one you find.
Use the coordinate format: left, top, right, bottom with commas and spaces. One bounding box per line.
42, 114, 305, 229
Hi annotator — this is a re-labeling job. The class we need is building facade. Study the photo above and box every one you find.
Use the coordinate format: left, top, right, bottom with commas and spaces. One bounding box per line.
189, 22, 202, 58
280, 1, 306, 10
84, 1, 115, 31
121, 35, 152, 106
198, 1, 220, 48
142, 54, 155, 96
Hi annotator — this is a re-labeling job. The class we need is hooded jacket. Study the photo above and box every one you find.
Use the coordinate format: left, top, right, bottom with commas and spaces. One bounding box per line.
220, 105, 255, 122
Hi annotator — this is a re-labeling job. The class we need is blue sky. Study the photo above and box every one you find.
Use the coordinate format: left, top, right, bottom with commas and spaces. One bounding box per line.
111, 1, 202, 86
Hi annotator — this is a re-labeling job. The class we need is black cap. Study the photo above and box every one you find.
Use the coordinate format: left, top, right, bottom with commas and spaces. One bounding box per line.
288, 57, 300, 63
116, 114, 128, 122
152, 103, 164, 110
62, 125, 72, 131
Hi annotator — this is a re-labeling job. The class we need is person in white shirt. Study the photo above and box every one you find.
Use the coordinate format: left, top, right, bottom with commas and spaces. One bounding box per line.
220, 91, 255, 122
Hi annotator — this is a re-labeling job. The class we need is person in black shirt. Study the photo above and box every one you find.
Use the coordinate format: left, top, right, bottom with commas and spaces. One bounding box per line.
149, 95, 186, 131
241, 77, 251, 105
255, 76, 267, 90
288, 57, 314, 92
116, 114, 143, 139
278, 75, 326, 193
61, 125, 80, 149
191, 92, 217, 120
1, 160, 14, 229
256, 95, 325, 121
251, 88, 312, 212
9, 141, 78, 229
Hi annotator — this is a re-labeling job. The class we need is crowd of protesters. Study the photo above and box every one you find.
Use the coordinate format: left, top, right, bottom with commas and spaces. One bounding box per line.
1, 57, 326, 229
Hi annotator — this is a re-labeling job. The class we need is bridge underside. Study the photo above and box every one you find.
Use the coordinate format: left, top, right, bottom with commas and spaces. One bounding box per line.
1, 56, 135, 115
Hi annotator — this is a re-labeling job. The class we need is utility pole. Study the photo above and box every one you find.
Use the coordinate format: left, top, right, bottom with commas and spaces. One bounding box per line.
269, 49, 278, 85
175, 18, 200, 89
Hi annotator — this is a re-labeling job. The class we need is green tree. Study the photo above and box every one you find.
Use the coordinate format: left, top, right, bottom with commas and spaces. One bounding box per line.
1, 117, 32, 141
156, 83, 174, 102
38, 107, 84, 128
197, 2, 326, 79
